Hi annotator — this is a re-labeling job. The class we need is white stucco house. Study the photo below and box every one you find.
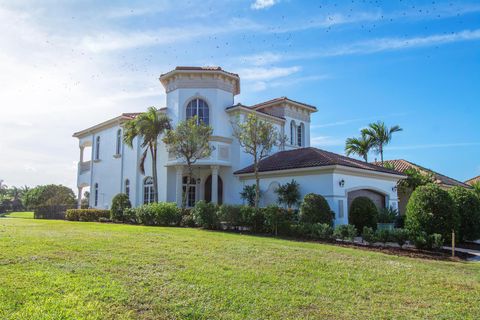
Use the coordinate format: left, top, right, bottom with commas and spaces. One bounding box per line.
73, 66, 405, 225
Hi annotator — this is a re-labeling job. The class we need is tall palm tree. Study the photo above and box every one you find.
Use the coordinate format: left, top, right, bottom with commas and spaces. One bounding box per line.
123, 107, 171, 203
361, 121, 402, 164
345, 134, 373, 162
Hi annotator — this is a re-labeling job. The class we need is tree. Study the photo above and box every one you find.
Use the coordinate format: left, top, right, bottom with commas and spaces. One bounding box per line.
163, 116, 213, 208
275, 179, 300, 210
232, 113, 280, 208
23, 185, 76, 210
448, 187, 480, 241
398, 168, 434, 193
349, 197, 378, 232
299, 193, 334, 225
240, 184, 257, 207
123, 107, 171, 203
472, 181, 480, 198
361, 121, 402, 164
345, 134, 373, 162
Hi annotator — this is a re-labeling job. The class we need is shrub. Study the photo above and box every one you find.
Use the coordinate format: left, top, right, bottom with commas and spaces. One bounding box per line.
65, 209, 110, 222
135, 202, 181, 226
428, 233, 443, 251
275, 179, 301, 209
122, 208, 138, 224
334, 224, 357, 241
313, 223, 334, 240
264, 205, 292, 236
377, 206, 398, 224
405, 184, 459, 243
392, 228, 409, 248
413, 232, 428, 250
348, 197, 378, 232
362, 226, 376, 244
375, 229, 392, 245
180, 209, 195, 227
448, 187, 480, 241
240, 206, 265, 233
192, 200, 219, 229
299, 193, 334, 225
217, 204, 243, 229
240, 185, 257, 207
110, 193, 131, 222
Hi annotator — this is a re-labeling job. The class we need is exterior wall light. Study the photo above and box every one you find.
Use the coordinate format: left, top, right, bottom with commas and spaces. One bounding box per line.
392, 186, 398, 192
339, 179, 345, 187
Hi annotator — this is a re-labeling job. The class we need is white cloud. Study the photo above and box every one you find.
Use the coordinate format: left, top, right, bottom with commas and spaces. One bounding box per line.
237, 66, 301, 81
251, 0, 278, 10
310, 136, 344, 147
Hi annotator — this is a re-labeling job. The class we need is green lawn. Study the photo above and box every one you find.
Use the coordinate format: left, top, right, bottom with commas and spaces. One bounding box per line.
1, 213, 479, 319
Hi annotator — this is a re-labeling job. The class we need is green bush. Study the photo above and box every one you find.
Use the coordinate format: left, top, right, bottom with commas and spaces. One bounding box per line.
311, 223, 334, 240
136, 202, 180, 226
264, 205, 292, 236
217, 204, 243, 229
362, 226, 376, 244
240, 206, 265, 233
428, 233, 443, 251
392, 228, 409, 247
65, 209, 110, 222
448, 187, 480, 241
299, 193, 334, 225
23, 184, 76, 210
110, 193, 131, 222
334, 224, 357, 241
348, 197, 378, 232
413, 232, 428, 250
375, 229, 393, 244
179, 209, 195, 227
405, 184, 459, 243
377, 206, 398, 223
192, 201, 219, 229
122, 207, 138, 224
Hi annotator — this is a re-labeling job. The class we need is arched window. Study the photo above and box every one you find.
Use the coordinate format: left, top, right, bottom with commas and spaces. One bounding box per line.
297, 123, 304, 147
183, 176, 197, 207
124, 179, 130, 198
143, 177, 154, 204
186, 98, 209, 125
116, 129, 122, 155
290, 121, 296, 145
95, 136, 100, 160
94, 183, 99, 206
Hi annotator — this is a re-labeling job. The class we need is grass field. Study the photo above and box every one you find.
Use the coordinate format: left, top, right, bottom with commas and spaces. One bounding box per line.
1, 213, 480, 319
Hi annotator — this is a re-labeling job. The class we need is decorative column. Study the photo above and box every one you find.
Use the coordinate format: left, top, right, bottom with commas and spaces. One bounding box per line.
77, 187, 82, 209
211, 165, 219, 204
199, 177, 205, 202
175, 166, 183, 207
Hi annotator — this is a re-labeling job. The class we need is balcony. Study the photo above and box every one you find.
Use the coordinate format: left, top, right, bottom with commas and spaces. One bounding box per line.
166, 139, 231, 167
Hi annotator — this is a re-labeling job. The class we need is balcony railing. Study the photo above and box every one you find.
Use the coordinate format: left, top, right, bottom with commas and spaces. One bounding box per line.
78, 161, 91, 174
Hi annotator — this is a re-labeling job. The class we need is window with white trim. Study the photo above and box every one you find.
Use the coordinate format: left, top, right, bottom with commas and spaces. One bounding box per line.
95, 136, 100, 160
116, 129, 122, 155
182, 176, 197, 207
143, 177, 154, 204
290, 120, 296, 145
186, 98, 209, 125
125, 179, 130, 198
94, 183, 99, 206
297, 123, 304, 147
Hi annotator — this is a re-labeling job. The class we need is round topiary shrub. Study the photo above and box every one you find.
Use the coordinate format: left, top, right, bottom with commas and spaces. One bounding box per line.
405, 183, 459, 243
348, 196, 378, 232
448, 186, 480, 241
192, 200, 219, 229
299, 193, 334, 225
110, 193, 131, 222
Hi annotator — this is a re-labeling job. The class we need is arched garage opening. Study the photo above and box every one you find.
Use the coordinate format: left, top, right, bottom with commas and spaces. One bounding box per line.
347, 189, 386, 212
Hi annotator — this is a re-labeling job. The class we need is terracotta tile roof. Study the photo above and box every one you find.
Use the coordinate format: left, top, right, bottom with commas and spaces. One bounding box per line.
121, 112, 141, 119
234, 147, 404, 176
375, 159, 471, 188
226, 103, 285, 120
465, 175, 480, 186
161, 66, 239, 78
250, 96, 317, 111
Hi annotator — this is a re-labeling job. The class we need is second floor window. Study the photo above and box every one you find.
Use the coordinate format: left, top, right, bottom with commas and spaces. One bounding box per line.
94, 183, 99, 206
290, 121, 296, 145
95, 136, 100, 160
297, 123, 304, 147
116, 129, 122, 155
186, 98, 209, 125
125, 179, 130, 198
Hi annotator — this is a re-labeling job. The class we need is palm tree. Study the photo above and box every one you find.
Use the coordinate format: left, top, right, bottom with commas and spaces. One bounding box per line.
123, 107, 171, 203
361, 121, 402, 164
345, 134, 373, 162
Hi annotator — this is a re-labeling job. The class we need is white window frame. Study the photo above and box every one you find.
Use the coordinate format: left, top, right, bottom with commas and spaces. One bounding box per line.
186, 98, 209, 125
116, 129, 122, 155
143, 177, 154, 204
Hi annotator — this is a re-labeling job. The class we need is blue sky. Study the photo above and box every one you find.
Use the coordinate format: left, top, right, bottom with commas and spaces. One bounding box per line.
0, 0, 479, 189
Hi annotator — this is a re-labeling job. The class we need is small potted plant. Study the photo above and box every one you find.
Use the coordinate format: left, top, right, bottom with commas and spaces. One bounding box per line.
377, 206, 398, 231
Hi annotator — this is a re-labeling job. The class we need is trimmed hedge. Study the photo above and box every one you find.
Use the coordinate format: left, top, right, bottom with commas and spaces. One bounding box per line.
405, 184, 459, 243
110, 193, 131, 222
135, 202, 180, 226
448, 186, 480, 241
348, 197, 378, 232
299, 193, 334, 225
192, 201, 219, 229
66, 209, 110, 222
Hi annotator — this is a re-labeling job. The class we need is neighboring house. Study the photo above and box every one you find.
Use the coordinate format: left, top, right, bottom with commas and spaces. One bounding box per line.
465, 176, 480, 186
375, 159, 471, 215
73, 66, 405, 225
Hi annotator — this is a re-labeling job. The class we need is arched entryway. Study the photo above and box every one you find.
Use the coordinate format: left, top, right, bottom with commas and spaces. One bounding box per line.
204, 175, 223, 205
347, 189, 386, 211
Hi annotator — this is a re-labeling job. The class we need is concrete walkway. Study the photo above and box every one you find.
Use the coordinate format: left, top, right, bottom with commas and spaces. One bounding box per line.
442, 246, 480, 261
